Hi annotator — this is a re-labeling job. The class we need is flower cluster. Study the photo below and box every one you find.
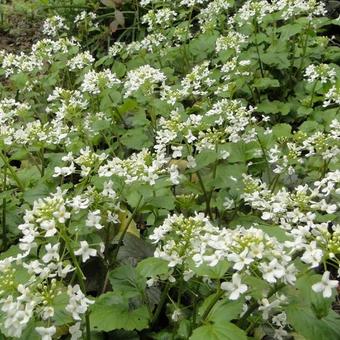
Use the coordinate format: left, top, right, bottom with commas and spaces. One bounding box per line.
99, 149, 168, 185
150, 214, 297, 290
42, 15, 69, 37
124, 65, 166, 98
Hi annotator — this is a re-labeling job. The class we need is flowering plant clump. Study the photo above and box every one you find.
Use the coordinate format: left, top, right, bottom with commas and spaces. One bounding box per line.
0, 0, 339, 339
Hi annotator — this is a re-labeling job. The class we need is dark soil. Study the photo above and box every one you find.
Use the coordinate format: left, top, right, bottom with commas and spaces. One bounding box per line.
0, 12, 43, 52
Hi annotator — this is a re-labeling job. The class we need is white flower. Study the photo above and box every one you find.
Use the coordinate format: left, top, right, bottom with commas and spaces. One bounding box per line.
67, 195, 90, 211
81, 69, 120, 94
124, 65, 166, 98
273, 328, 288, 340
69, 322, 82, 340
169, 164, 180, 185
171, 309, 182, 321
35, 326, 56, 340
221, 273, 248, 300
228, 248, 253, 271
312, 271, 338, 298
304, 64, 336, 84
42, 243, 60, 263
258, 298, 282, 320
53, 163, 76, 177
85, 210, 104, 230
52, 205, 71, 223
301, 241, 323, 268
260, 259, 285, 283
66, 285, 94, 321
0, 296, 33, 337
41, 306, 54, 320
187, 155, 196, 168
171, 145, 183, 158
272, 312, 287, 328
74, 241, 97, 262
223, 197, 234, 209
40, 219, 57, 237
42, 16, 69, 37
67, 51, 95, 71
219, 150, 230, 160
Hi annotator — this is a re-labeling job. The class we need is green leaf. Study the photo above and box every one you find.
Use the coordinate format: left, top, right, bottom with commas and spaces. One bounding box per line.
52, 293, 73, 325
90, 292, 150, 332
243, 276, 270, 300
117, 234, 154, 262
214, 164, 246, 190
272, 123, 292, 138
208, 300, 244, 323
136, 257, 169, 278
20, 320, 40, 340
189, 260, 229, 279
261, 51, 290, 69
177, 319, 192, 339
189, 32, 218, 59
147, 193, 175, 210
257, 100, 292, 115
121, 128, 153, 150
299, 120, 323, 133
190, 322, 247, 340
112, 61, 126, 77
194, 150, 217, 170
291, 273, 334, 317
23, 183, 50, 204
278, 23, 304, 40
229, 215, 289, 242
109, 265, 146, 295
10, 72, 29, 89
253, 78, 280, 89
286, 306, 340, 340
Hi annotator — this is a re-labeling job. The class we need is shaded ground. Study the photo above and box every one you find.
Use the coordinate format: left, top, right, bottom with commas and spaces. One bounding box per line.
0, 11, 43, 52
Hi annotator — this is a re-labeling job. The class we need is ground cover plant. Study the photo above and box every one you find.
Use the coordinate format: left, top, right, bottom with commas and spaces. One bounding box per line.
0, 0, 340, 339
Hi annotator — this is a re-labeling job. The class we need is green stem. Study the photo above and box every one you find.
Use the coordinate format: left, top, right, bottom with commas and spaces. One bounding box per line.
182, 5, 194, 71
196, 171, 213, 220
254, 21, 264, 78
40, 147, 45, 177
321, 159, 331, 178
200, 288, 224, 322
237, 252, 301, 330
269, 174, 280, 193
309, 80, 318, 108
23, 146, 43, 176
61, 230, 91, 340
111, 195, 143, 262
295, 22, 311, 78
151, 282, 170, 327
2, 165, 7, 250
0, 151, 25, 192
237, 282, 285, 329
100, 198, 131, 294
256, 135, 272, 183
